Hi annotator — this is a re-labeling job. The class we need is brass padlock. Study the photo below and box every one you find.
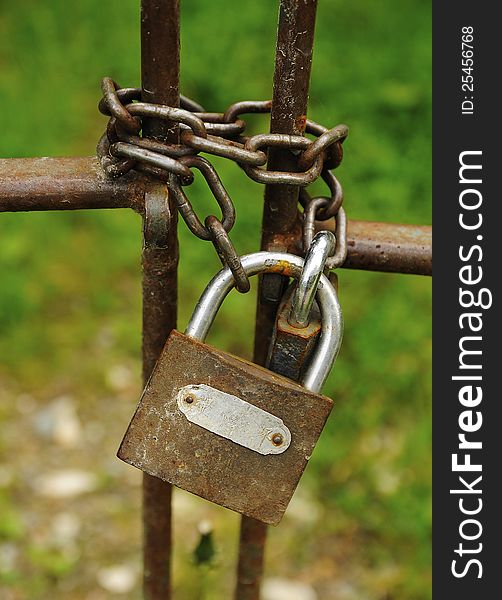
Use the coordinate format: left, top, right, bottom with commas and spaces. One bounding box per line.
118, 251, 343, 525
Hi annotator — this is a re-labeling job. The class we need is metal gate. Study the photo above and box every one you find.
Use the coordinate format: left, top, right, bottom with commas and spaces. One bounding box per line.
0, 1, 432, 598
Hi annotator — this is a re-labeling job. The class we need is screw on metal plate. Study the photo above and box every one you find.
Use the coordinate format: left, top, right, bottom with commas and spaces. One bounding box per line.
176, 384, 292, 455
271, 433, 284, 446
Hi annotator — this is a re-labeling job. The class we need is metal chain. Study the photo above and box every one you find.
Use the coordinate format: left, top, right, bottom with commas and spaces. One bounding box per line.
299, 167, 347, 269
204, 216, 251, 293
97, 77, 349, 288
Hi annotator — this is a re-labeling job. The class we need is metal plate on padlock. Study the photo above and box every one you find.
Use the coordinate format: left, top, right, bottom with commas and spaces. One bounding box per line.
177, 384, 291, 455
118, 330, 334, 525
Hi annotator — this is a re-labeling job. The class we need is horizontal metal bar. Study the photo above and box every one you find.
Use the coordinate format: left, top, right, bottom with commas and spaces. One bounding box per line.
341, 219, 432, 276
0, 157, 431, 276
0, 157, 146, 212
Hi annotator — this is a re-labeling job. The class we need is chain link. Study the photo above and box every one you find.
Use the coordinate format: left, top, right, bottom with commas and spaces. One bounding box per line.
205, 216, 251, 293
241, 134, 325, 186
303, 200, 347, 270
300, 168, 346, 269
97, 78, 349, 289
168, 155, 235, 240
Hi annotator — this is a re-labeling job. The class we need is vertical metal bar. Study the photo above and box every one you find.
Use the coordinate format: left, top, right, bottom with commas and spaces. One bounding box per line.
142, 186, 178, 600
253, 0, 319, 366
235, 517, 268, 600
141, 0, 181, 140
235, 2, 318, 599
141, 1, 180, 599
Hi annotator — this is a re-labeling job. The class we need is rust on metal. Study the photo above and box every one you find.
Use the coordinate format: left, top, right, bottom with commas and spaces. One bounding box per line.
205, 215, 250, 293
236, 517, 268, 600
142, 186, 179, 378
266, 285, 322, 382
140, 1, 180, 599
322, 219, 432, 276
240, 2, 319, 594
96, 85, 348, 187
140, 0, 180, 140
0, 162, 431, 277
118, 330, 333, 525
295, 114, 307, 133
0, 157, 146, 213
142, 184, 178, 600
254, 0, 319, 364
272, 433, 284, 446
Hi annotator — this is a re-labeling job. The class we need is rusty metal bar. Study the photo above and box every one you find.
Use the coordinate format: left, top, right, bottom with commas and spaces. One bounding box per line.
235, 517, 268, 600
235, 2, 319, 599
142, 185, 178, 600
0, 157, 146, 213
141, 0, 180, 141
0, 159, 432, 276
253, 0, 319, 366
140, 1, 180, 599
336, 219, 431, 276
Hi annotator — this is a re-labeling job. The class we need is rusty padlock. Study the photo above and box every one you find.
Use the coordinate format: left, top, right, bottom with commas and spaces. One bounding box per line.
118, 251, 343, 525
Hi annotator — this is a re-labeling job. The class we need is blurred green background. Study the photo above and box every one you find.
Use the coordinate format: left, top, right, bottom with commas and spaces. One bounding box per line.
0, 0, 431, 598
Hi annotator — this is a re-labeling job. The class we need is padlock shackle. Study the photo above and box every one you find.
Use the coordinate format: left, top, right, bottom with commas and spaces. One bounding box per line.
185, 252, 343, 394
289, 231, 337, 329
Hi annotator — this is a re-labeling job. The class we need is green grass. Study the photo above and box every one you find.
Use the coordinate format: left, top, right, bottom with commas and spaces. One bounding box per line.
0, 1, 431, 598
